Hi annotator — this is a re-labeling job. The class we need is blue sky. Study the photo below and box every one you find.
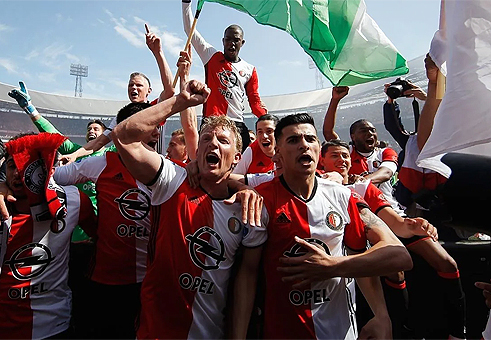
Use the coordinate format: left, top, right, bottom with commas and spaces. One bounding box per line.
0, 0, 440, 100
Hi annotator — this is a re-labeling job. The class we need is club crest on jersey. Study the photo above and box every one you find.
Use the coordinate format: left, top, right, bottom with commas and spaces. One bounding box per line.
218, 70, 238, 88
326, 211, 344, 231
23, 159, 46, 194
5, 242, 54, 280
372, 160, 380, 168
185, 226, 226, 270
228, 217, 243, 234
114, 188, 150, 221
283, 238, 330, 257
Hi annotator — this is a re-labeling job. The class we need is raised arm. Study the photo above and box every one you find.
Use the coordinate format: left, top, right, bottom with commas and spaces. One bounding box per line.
145, 23, 175, 102
8, 81, 81, 154
178, 45, 198, 160
417, 54, 442, 150
112, 80, 210, 184
322, 86, 349, 140
245, 68, 267, 118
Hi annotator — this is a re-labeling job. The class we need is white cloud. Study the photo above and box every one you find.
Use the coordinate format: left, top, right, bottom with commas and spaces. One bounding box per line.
0, 23, 12, 32
0, 58, 17, 73
37, 72, 57, 83
85, 81, 105, 94
104, 77, 128, 91
104, 9, 144, 48
278, 60, 303, 67
41, 42, 80, 69
25, 49, 40, 61
161, 31, 184, 57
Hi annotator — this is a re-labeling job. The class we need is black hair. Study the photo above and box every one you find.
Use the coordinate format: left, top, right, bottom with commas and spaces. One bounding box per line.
255, 114, 279, 130
225, 24, 244, 38
349, 119, 370, 135
321, 139, 350, 157
87, 119, 106, 130
116, 102, 152, 124
274, 113, 316, 142
0, 140, 5, 160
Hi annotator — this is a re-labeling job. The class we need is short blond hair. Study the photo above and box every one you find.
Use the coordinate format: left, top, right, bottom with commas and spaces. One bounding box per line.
200, 116, 242, 152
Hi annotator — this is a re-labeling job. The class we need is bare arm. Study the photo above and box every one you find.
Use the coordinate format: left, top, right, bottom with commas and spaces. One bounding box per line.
231, 246, 263, 339
178, 45, 198, 160
278, 207, 412, 288
377, 207, 438, 241
112, 81, 210, 185
363, 166, 393, 185
60, 134, 111, 165
356, 276, 392, 339
417, 54, 442, 150
322, 86, 348, 140
145, 23, 175, 102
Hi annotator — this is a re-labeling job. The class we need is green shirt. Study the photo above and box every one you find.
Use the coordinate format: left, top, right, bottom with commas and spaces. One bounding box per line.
34, 116, 116, 242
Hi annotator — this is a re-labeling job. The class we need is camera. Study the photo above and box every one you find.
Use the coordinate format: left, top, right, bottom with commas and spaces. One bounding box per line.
386, 77, 413, 99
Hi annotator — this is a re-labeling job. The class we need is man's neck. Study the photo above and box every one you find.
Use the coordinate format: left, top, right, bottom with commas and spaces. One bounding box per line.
282, 171, 316, 200
200, 178, 230, 200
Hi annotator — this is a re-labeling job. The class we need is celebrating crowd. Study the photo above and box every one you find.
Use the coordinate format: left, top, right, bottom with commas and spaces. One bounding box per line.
0, 1, 490, 339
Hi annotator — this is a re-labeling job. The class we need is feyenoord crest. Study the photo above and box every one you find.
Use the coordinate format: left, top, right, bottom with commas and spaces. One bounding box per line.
228, 217, 242, 235
218, 70, 238, 88
185, 226, 226, 271
326, 211, 344, 231
24, 159, 47, 194
372, 160, 380, 168
284, 238, 331, 257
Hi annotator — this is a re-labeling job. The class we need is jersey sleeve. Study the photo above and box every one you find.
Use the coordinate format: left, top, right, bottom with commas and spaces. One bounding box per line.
182, 1, 217, 65
149, 155, 188, 205
381, 147, 398, 164
245, 68, 267, 117
245, 171, 275, 188
34, 116, 81, 154
343, 192, 369, 253
102, 117, 118, 139
232, 146, 253, 175
358, 182, 391, 215
241, 206, 268, 248
54, 154, 106, 185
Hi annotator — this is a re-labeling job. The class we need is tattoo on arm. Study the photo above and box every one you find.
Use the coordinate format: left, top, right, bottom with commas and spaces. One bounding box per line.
359, 207, 386, 236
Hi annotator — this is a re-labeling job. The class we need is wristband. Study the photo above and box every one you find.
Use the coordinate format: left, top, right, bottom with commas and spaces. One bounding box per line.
24, 104, 39, 117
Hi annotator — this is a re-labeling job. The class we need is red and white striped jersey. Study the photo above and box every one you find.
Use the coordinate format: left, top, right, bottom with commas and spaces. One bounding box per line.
256, 176, 368, 340
397, 135, 446, 194
137, 156, 267, 339
349, 146, 403, 214
183, 2, 266, 121
233, 140, 275, 175
0, 186, 95, 339
348, 180, 391, 215
54, 152, 151, 285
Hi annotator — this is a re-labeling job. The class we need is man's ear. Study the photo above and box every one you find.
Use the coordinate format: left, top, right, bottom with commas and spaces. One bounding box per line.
242, 39, 245, 46
233, 151, 241, 166
148, 87, 152, 95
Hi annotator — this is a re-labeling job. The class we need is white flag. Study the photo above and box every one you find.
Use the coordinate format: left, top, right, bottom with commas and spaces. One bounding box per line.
417, 0, 491, 176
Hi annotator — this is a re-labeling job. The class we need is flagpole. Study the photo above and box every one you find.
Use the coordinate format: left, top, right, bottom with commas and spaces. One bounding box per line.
173, 8, 202, 88
436, 0, 446, 99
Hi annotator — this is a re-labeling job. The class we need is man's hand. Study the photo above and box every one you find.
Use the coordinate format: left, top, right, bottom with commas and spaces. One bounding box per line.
348, 173, 365, 184
185, 160, 200, 189
404, 217, 438, 241
177, 45, 192, 86
331, 86, 349, 101
145, 23, 162, 56
0, 182, 15, 221
8, 81, 38, 116
475, 281, 491, 309
358, 314, 392, 340
425, 53, 439, 84
179, 80, 211, 107
277, 236, 341, 289
224, 187, 263, 227
403, 86, 427, 101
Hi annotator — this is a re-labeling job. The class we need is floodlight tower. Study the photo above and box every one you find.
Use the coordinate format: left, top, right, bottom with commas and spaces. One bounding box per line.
70, 64, 88, 97
308, 59, 325, 90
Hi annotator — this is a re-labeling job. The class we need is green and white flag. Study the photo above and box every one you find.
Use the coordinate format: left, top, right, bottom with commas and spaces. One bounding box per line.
197, 0, 408, 86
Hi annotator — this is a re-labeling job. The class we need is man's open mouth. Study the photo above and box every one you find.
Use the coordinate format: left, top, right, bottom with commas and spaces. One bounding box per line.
206, 153, 220, 165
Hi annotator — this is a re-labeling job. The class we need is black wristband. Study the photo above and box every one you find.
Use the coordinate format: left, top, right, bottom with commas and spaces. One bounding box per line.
182, 0, 191, 3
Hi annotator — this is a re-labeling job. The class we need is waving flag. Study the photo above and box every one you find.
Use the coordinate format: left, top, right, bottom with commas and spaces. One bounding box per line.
417, 0, 491, 176
196, 0, 408, 86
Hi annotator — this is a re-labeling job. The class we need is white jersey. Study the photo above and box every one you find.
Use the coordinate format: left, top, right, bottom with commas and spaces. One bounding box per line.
0, 186, 94, 339
137, 156, 267, 339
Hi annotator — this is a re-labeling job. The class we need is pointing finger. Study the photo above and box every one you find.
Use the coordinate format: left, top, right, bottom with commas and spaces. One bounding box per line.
145, 23, 150, 34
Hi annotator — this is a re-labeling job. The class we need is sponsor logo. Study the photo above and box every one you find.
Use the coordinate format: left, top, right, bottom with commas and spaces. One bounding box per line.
179, 273, 215, 294
218, 70, 238, 88
8, 282, 48, 299
185, 226, 226, 270
289, 289, 330, 306
24, 159, 46, 194
5, 243, 54, 280
283, 238, 330, 257
113, 172, 124, 181
326, 211, 344, 231
228, 217, 242, 234
116, 224, 149, 238
114, 188, 151, 221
